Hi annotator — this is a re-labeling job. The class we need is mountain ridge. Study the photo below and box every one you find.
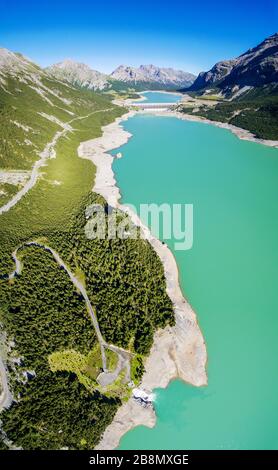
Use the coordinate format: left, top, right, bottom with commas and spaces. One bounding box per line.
110, 64, 195, 89
186, 32, 278, 97
1, 47, 197, 92
45, 59, 110, 91
178, 33, 278, 140
46, 59, 196, 91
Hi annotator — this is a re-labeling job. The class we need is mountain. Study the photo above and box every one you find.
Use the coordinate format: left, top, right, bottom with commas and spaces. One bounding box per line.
110, 64, 196, 89
45, 59, 110, 91
187, 59, 236, 91
187, 32, 278, 97
0, 48, 41, 83
0, 47, 119, 175
178, 34, 278, 140
46, 61, 196, 92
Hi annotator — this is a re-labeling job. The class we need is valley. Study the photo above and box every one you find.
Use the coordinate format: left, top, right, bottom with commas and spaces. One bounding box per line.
0, 26, 278, 452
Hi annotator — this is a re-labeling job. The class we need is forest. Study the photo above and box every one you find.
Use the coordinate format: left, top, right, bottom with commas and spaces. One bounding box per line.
0, 247, 119, 449
0, 193, 174, 449
179, 90, 278, 140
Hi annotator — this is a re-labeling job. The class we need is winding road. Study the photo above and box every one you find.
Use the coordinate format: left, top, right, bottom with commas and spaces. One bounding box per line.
0, 108, 112, 216
0, 106, 130, 409
9, 242, 131, 386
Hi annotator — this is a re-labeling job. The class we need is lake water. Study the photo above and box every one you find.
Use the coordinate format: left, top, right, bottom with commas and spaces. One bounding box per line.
112, 94, 278, 449
137, 91, 181, 103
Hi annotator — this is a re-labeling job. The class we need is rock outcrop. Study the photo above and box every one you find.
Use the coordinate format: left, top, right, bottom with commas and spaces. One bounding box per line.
46, 59, 110, 91
187, 32, 278, 96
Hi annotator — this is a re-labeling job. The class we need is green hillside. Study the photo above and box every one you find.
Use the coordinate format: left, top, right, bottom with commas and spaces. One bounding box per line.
0, 50, 174, 449
179, 87, 278, 140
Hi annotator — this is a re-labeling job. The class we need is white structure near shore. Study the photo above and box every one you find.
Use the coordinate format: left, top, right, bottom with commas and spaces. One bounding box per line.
132, 388, 155, 407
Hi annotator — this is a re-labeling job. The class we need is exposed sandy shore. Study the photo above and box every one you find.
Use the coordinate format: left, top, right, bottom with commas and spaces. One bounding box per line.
78, 110, 207, 450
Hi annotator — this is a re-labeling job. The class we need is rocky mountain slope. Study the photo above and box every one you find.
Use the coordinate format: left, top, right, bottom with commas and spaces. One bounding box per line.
178, 34, 278, 140
110, 64, 195, 89
46, 61, 196, 92
187, 32, 278, 97
187, 59, 236, 91
45, 59, 110, 91
0, 47, 119, 202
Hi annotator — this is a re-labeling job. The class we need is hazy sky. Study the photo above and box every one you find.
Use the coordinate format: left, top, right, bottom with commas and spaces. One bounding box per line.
1, 0, 277, 74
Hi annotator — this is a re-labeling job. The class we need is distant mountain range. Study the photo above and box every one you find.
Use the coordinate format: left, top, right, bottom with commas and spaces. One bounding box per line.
2, 33, 277, 97
46, 61, 196, 91
1, 33, 277, 142
0, 46, 195, 96
110, 64, 195, 89
185, 32, 278, 98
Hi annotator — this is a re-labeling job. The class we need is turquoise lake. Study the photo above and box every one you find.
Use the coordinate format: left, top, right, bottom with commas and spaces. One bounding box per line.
111, 97, 278, 450
137, 91, 181, 103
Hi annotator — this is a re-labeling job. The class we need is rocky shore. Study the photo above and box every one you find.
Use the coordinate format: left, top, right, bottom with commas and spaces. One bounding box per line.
78, 110, 207, 450
150, 109, 278, 148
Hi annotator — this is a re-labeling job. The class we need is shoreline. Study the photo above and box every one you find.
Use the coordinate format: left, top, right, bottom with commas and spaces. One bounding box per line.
78, 110, 207, 450
139, 90, 183, 97
120, 90, 183, 107
124, 91, 278, 148
153, 109, 278, 148
179, 112, 278, 148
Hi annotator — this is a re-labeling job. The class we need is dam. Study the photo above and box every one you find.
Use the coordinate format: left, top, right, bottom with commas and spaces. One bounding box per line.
129, 102, 177, 110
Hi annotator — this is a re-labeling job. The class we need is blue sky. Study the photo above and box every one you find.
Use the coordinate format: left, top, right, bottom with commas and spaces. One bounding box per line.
1, 0, 277, 74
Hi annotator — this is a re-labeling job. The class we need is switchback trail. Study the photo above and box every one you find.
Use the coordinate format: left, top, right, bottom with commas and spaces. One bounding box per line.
0, 108, 113, 216
9, 242, 131, 385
